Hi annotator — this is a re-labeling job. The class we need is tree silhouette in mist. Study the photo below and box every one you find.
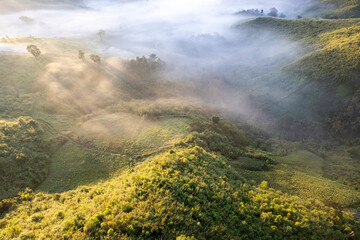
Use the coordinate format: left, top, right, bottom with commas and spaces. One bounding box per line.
27, 45, 41, 58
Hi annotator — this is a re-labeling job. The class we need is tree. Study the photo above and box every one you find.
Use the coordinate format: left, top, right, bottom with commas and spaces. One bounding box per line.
268, 8, 278, 17
97, 30, 105, 41
26, 45, 41, 58
212, 116, 220, 124
19, 16, 34, 24
124, 54, 165, 81
78, 50, 85, 61
89, 54, 101, 64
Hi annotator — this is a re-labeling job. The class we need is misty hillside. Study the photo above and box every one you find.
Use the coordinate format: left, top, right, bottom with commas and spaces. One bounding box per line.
0, 0, 360, 239
237, 17, 360, 141
304, 0, 360, 18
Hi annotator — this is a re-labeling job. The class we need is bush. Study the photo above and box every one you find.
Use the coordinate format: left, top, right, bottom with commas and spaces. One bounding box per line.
89, 54, 101, 64
26, 45, 41, 58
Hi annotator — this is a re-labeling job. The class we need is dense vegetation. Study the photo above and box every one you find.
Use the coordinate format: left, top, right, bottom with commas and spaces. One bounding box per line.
0, 121, 359, 239
0, 117, 49, 200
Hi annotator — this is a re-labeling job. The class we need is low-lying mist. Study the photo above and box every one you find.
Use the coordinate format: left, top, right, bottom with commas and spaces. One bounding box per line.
0, 0, 315, 138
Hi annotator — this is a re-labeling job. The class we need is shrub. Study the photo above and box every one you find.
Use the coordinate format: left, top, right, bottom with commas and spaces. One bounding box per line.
89, 54, 101, 64
26, 45, 41, 58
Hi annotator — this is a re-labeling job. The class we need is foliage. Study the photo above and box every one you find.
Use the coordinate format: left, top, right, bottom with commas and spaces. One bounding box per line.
0, 117, 49, 200
78, 50, 85, 60
235, 8, 264, 17
97, 30, 105, 41
268, 8, 279, 17
211, 116, 220, 124
124, 54, 165, 81
89, 54, 101, 64
26, 45, 41, 58
237, 149, 360, 208
19, 16, 34, 24
0, 144, 359, 239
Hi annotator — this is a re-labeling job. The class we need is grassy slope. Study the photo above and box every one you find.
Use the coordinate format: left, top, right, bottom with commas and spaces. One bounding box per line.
0, 117, 49, 200
304, 0, 360, 18
38, 117, 189, 193
236, 150, 360, 208
1, 143, 359, 239
0, 37, 190, 195
233, 17, 360, 207
0, 32, 359, 239
238, 17, 360, 140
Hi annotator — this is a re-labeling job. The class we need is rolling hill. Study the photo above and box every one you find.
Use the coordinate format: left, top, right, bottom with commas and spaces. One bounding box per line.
236, 17, 360, 142
0, 1, 360, 239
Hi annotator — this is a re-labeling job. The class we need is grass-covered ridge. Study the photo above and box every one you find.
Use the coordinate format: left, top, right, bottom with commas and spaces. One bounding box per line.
0, 117, 49, 200
237, 17, 360, 141
239, 17, 360, 42
1, 143, 359, 239
304, 0, 360, 19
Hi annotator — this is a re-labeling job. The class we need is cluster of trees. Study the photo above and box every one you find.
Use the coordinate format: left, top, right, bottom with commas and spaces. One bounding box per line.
236, 8, 286, 18
19, 16, 34, 24
235, 8, 264, 17
78, 50, 101, 64
124, 54, 165, 81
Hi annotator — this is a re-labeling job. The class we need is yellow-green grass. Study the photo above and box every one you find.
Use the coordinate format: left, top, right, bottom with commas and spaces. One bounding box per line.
37, 142, 119, 193
0, 36, 203, 199
0, 37, 94, 118
1, 146, 359, 239
37, 115, 189, 193
0, 117, 49, 200
238, 18, 360, 42
234, 150, 360, 208
239, 18, 360, 87
237, 18, 360, 139
307, 0, 360, 18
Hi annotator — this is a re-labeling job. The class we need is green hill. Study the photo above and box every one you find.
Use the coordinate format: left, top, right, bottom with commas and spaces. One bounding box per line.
1, 126, 359, 239
1, 4, 360, 239
304, 0, 360, 18
237, 17, 360, 142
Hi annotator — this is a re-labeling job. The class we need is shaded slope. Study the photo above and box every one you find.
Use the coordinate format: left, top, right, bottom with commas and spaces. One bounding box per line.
237, 18, 360, 141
